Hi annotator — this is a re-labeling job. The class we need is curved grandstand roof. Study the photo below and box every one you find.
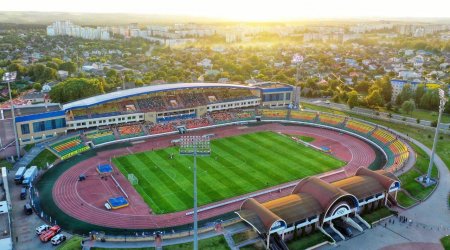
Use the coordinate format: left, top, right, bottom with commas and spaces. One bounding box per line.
237, 169, 399, 234
63, 83, 257, 110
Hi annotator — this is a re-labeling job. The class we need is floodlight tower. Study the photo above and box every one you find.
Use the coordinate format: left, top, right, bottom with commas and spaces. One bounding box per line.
424, 88, 447, 185
2, 72, 20, 160
179, 136, 211, 250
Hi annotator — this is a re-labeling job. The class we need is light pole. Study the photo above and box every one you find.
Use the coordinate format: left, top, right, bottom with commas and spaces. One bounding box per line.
179, 135, 211, 250
2, 71, 20, 160
424, 88, 447, 185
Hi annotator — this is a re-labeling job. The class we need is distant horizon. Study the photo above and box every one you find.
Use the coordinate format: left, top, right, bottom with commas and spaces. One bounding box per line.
1, 11, 450, 26
2, 0, 450, 21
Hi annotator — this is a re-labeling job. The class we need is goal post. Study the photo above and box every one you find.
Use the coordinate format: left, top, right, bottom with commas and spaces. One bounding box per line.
128, 174, 138, 185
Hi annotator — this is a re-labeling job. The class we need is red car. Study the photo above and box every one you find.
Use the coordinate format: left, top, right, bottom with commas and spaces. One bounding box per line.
39, 225, 61, 242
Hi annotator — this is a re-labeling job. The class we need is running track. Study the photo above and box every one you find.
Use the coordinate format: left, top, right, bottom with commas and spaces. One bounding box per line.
52, 123, 376, 229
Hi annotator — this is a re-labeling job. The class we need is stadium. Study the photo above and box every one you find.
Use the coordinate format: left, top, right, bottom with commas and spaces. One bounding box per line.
1, 82, 412, 248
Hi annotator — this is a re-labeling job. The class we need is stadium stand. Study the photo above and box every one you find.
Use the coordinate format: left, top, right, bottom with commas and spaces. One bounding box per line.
186, 118, 210, 129
345, 120, 375, 134
85, 129, 116, 145
137, 96, 166, 112
234, 110, 256, 120
118, 100, 138, 112
117, 124, 145, 139
261, 109, 288, 119
50, 136, 90, 160
290, 110, 316, 121
149, 123, 176, 134
389, 140, 408, 155
372, 128, 396, 144
210, 111, 234, 123
318, 113, 345, 125
179, 92, 208, 107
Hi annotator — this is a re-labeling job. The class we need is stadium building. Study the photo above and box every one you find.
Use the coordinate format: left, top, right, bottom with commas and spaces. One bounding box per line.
0, 82, 296, 147
237, 168, 400, 248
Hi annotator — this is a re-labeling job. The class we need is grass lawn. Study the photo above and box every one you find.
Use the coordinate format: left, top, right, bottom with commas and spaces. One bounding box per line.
113, 131, 345, 214
28, 149, 58, 169
441, 235, 450, 250
287, 231, 330, 250
361, 207, 393, 224
92, 247, 154, 250
0, 159, 13, 169
239, 241, 266, 250
57, 236, 82, 250
399, 169, 435, 201
400, 108, 450, 124
292, 135, 315, 143
396, 191, 417, 208
232, 230, 258, 244
163, 235, 229, 250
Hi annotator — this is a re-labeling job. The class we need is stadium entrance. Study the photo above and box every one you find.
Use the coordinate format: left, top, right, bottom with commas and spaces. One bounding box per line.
237, 168, 400, 249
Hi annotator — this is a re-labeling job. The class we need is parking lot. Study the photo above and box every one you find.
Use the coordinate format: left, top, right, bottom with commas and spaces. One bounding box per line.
8, 170, 71, 250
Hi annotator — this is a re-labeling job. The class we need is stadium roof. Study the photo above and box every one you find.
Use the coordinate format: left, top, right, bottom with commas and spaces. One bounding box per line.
63, 83, 258, 110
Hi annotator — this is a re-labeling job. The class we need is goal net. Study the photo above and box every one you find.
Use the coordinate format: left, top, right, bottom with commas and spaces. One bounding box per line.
128, 174, 138, 185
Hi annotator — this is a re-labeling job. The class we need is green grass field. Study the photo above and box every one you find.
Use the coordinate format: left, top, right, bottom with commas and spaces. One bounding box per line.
113, 131, 345, 214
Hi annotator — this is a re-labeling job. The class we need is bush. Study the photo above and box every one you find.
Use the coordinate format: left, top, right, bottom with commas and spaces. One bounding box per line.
402, 117, 407, 121
416, 118, 421, 124
375, 112, 380, 116
428, 134, 432, 139
431, 120, 438, 127
387, 113, 393, 118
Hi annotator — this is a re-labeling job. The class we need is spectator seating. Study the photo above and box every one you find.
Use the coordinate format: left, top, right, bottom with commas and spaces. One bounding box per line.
290, 111, 316, 121
318, 114, 344, 125
372, 128, 396, 144
234, 110, 256, 120
210, 111, 234, 123
179, 93, 207, 107
149, 123, 176, 134
85, 129, 116, 145
261, 109, 288, 119
137, 96, 166, 112
345, 120, 375, 134
391, 152, 409, 170
118, 100, 138, 112
186, 118, 210, 129
389, 140, 408, 155
118, 124, 145, 139
50, 136, 90, 160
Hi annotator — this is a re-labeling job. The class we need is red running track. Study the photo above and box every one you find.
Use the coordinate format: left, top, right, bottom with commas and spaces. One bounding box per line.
53, 123, 376, 229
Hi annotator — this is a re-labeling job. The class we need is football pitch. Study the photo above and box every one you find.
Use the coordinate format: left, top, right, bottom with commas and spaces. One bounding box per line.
113, 131, 346, 214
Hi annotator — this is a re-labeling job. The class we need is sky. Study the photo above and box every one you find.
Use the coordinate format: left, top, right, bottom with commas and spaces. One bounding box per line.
1, 0, 450, 21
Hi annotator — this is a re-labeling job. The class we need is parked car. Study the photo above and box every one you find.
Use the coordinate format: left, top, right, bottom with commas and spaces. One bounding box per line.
51, 234, 66, 246
39, 225, 61, 242
20, 187, 27, 200
35, 224, 51, 235
104, 202, 111, 210
24, 203, 32, 215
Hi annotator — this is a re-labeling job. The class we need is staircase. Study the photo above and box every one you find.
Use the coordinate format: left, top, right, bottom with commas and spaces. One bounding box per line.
322, 224, 344, 242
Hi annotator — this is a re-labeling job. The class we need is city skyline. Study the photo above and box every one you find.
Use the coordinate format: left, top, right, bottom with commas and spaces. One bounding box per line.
2, 0, 450, 21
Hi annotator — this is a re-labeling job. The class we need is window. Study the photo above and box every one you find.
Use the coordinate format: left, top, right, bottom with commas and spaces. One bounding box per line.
286, 93, 291, 100
21, 124, 30, 134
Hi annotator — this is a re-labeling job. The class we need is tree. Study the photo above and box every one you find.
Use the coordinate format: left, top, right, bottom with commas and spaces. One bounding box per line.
365, 89, 383, 107
402, 100, 415, 115
59, 62, 77, 75
396, 84, 414, 105
49, 78, 105, 103
347, 90, 358, 109
33, 83, 42, 92
415, 84, 426, 104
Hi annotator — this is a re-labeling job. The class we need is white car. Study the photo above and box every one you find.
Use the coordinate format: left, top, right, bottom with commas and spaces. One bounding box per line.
104, 202, 112, 210
51, 234, 66, 246
35, 224, 50, 235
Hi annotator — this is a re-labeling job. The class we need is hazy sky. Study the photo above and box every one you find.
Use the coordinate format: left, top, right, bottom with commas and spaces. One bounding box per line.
2, 0, 450, 21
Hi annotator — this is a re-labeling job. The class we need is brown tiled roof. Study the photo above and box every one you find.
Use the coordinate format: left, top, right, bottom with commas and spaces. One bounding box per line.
332, 176, 384, 200
237, 198, 284, 234
238, 169, 399, 235
263, 193, 322, 225
356, 167, 398, 190
292, 176, 352, 211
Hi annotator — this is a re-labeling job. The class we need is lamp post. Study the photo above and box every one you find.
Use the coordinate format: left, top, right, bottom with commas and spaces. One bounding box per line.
424, 88, 447, 185
2, 71, 20, 160
179, 135, 211, 250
